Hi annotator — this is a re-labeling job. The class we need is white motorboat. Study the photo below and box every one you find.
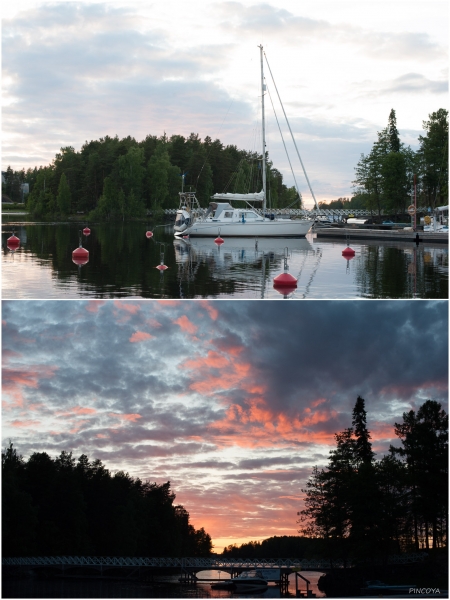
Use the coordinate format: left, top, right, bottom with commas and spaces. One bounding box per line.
174, 45, 317, 238
232, 570, 268, 593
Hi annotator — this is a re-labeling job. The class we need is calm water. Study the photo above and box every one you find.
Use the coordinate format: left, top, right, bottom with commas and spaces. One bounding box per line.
2, 220, 448, 299
2, 570, 325, 598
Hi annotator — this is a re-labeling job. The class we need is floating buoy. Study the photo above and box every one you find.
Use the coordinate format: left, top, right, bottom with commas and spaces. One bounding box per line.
73, 230, 89, 265
342, 246, 355, 258
7, 234, 20, 250
273, 248, 297, 296
146, 231, 153, 238
215, 228, 224, 245
72, 246, 89, 265
83, 227, 91, 236
156, 264, 168, 271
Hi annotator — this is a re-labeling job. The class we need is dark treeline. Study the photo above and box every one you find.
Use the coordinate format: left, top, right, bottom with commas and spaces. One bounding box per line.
2, 445, 212, 557
222, 535, 320, 559
299, 398, 448, 564
2, 133, 299, 219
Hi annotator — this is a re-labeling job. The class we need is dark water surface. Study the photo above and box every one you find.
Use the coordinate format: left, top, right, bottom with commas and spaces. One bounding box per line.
2, 220, 448, 299
2, 570, 325, 598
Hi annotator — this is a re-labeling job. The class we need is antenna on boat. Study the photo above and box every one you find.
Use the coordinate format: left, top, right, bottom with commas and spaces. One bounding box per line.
258, 44, 267, 215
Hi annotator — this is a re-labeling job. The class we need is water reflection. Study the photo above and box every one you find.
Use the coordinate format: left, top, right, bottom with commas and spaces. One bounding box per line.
2, 221, 448, 299
2, 570, 325, 598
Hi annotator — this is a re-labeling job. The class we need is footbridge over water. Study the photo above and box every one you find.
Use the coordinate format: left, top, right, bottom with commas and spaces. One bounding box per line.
2, 553, 427, 579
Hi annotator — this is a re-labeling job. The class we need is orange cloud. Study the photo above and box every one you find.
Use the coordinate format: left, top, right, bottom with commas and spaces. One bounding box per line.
129, 331, 153, 343
209, 400, 338, 449
174, 315, 198, 335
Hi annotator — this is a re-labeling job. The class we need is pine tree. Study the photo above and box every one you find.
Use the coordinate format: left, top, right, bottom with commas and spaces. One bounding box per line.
57, 173, 71, 215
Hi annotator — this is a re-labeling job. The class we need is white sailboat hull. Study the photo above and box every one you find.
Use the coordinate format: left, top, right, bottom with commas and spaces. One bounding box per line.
179, 219, 312, 237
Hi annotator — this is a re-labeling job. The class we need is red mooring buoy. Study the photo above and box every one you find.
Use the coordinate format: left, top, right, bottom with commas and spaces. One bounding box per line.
72, 246, 89, 266
215, 236, 224, 245
146, 231, 153, 238
273, 271, 298, 293
342, 246, 355, 258
7, 234, 20, 250
156, 264, 168, 271
83, 227, 91, 236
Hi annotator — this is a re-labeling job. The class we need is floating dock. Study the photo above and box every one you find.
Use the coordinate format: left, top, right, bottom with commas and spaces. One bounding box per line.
314, 227, 448, 244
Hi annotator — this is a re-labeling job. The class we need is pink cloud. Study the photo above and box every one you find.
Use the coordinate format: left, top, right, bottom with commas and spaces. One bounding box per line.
113, 301, 141, 314
86, 300, 106, 313
109, 413, 142, 422
11, 419, 40, 428
146, 318, 162, 328
199, 301, 219, 321
2, 365, 58, 408
174, 315, 198, 335
129, 331, 153, 343
56, 406, 97, 416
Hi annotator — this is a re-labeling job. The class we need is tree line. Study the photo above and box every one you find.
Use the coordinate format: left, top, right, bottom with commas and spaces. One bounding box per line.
2, 445, 212, 557
222, 535, 320, 558
2, 133, 300, 220
352, 109, 448, 215
299, 397, 447, 564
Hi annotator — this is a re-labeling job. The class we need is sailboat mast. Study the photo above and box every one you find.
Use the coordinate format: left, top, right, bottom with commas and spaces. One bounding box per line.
259, 44, 267, 215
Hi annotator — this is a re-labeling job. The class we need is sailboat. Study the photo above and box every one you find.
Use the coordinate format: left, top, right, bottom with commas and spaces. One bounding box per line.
174, 46, 314, 238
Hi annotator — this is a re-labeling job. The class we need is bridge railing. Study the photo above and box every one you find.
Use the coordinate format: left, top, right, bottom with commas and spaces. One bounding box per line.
2, 553, 426, 569
163, 208, 429, 218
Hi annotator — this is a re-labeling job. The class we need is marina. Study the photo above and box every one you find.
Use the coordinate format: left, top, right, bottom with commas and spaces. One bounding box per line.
2, 221, 448, 299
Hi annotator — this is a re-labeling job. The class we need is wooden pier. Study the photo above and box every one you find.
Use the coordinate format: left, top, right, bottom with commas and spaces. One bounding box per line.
314, 227, 448, 244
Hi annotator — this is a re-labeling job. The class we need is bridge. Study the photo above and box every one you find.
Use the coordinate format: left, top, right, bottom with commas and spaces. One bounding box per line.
164, 207, 431, 219
2, 552, 426, 571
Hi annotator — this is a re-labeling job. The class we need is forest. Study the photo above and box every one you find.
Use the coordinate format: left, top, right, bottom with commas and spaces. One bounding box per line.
2, 133, 299, 220
2, 446, 212, 557
299, 398, 448, 563
2, 108, 447, 220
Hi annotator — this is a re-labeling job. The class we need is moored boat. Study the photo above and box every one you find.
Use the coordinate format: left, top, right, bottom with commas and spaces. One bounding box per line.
174, 45, 316, 238
232, 570, 268, 593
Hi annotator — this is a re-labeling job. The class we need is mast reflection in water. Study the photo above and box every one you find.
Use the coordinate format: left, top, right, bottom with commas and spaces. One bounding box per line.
2, 222, 448, 299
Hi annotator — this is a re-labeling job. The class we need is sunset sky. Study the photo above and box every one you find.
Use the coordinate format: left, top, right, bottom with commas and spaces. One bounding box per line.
2, 299, 448, 550
2, 0, 448, 205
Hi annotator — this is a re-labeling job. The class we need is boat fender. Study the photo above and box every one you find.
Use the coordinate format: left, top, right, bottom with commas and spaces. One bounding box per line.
242, 214, 245, 223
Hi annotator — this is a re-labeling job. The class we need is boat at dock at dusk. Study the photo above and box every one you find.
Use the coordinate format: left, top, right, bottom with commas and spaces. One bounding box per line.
174, 45, 315, 239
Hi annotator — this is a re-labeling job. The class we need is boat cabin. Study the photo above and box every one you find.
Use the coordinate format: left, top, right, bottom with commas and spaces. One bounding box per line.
205, 202, 264, 223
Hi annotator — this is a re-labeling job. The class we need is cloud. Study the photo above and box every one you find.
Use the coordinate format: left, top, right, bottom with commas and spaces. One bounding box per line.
174, 315, 198, 334
1, 299, 447, 547
129, 331, 153, 343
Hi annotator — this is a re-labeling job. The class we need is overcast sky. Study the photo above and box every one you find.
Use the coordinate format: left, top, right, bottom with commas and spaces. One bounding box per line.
2, 299, 448, 550
2, 0, 448, 206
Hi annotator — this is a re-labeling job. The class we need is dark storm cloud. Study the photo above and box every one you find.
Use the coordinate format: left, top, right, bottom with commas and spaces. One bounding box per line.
214, 300, 448, 415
